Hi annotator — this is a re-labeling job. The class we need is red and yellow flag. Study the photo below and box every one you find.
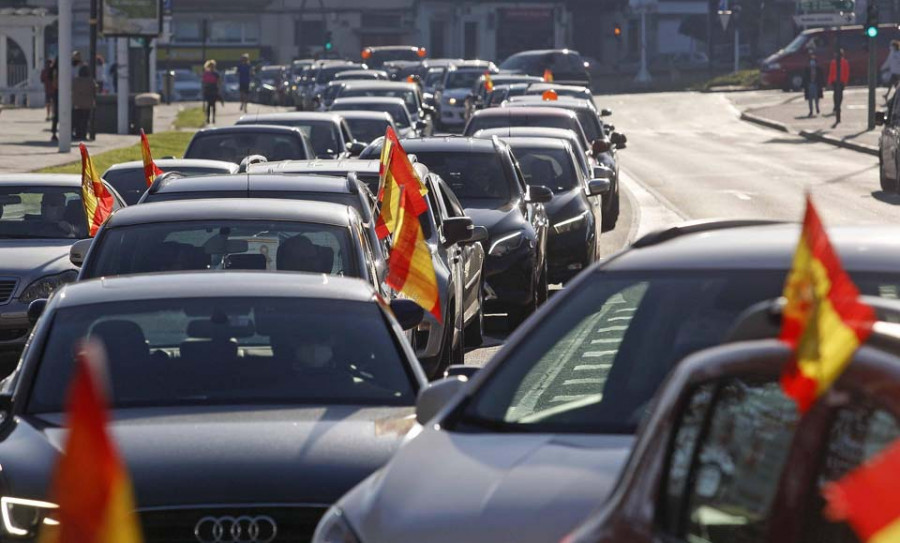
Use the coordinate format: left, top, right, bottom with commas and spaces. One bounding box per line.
543, 69, 554, 82
824, 438, 900, 542
79, 144, 114, 237
779, 196, 875, 412
484, 71, 494, 92
139, 129, 163, 187
387, 186, 442, 323
374, 126, 428, 240
39, 340, 143, 543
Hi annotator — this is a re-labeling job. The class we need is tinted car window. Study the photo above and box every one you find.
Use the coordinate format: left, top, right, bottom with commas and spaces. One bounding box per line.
146, 191, 362, 215
28, 297, 415, 412
510, 145, 580, 191
0, 187, 88, 239
573, 109, 602, 142
445, 70, 484, 90
345, 118, 391, 143
339, 88, 418, 113
407, 151, 514, 204
88, 220, 357, 277
316, 65, 361, 84
186, 133, 307, 163
467, 114, 579, 136
104, 166, 231, 205
367, 49, 421, 68
499, 52, 546, 72
239, 120, 341, 158
334, 102, 410, 127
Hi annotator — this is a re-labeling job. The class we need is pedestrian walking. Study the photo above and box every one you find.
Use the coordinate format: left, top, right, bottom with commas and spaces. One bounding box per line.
882, 41, 900, 101
49, 57, 59, 142
828, 49, 850, 126
109, 62, 118, 93
202, 60, 221, 124
237, 53, 252, 112
802, 52, 825, 117
72, 65, 97, 140
95, 54, 106, 94
40, 59, 53, 121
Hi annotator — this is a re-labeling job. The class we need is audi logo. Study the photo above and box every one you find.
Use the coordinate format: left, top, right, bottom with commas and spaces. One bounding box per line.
193, 515, 278, 543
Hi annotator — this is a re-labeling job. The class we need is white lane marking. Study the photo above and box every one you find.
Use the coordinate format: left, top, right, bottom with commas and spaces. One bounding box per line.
549, 394, 592, 403
591, 338, 620, 344
719, 189, 754, 201
574, 364, 612, 371
607, 316, 632, 322
597, 326, 627, 333
583, 350, 616, 358
563, 378, 606, 386
615, 308, 635, 313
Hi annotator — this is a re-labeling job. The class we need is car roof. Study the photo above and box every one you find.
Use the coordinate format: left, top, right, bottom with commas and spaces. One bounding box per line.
505, 49, 582, 57
398, 137, 499, 153
236, 112, 342, 124
339, 81, 418, 91
506, 97, 596, 111
191, 125, 306, 136
475, 127, 580, 139
332, 96, 407, 106
448, 61, 496, 70
0, 174, 81, 186
105, 198, 354, 228
606, 223, 900, 273
103, 159, 239, 173
500, 137, 570, 150
331, 110, 394, 121
527, 83, 592, 93
55, 272, 377, 308
151, 173, 355, 195
249, 158, 380, 175
366, 45, 420, 51
471, 107, 579, 120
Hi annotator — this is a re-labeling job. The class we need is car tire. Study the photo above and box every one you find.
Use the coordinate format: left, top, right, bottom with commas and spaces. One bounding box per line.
507, 266, 543, 329
881, 156, 899, 193
601, 185, 620, 231
789, 72, 804, 92
464, 289, 485, 348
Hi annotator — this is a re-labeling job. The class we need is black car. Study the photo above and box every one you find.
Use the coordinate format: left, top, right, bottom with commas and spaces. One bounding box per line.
499, 49, 591, 87
235, 112, 363, 159
101, 158, 239, 205
503, 137, 608, 284
183, 125, 315, 165
362, 137, 551, 327
876, 92, 900, 192
0, 272, 428, 543
361, 46, 427, 69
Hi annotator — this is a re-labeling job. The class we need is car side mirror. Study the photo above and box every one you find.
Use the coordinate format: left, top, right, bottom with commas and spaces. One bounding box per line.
601, 108, 613, 117
389, 299, 424, 330
592, 139, 611, 155
345, 141, 366, 156
441, 216, 475, 246
588, 178, 611, 196
27, 299, 48, 326
468, 225, 489, 244
527, 185, 554, 204
876, 111, 886, 126
416, 376, 467, 424
0, 393, 12, 430
611, 132, 627, 149
593, 166, 613, 180
444, 364, 479, 379
69, 238, 92, 267
606, 124, 616, 132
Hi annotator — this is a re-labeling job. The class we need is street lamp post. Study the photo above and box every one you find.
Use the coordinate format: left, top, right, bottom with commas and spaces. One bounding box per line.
631, 0, 656, 83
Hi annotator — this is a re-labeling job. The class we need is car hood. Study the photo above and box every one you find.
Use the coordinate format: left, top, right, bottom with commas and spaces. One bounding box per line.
0, 239, 76, 282
463, 203, 521, 236
343, 428, 633, 543
4, 405, 415, 507
544, 188, 588, 224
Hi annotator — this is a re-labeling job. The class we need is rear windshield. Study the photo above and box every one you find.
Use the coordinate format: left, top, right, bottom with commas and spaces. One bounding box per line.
334, 102, 410, 127
104, 167, 230, 205
239, 120, 341, 158
185, 132, 308, 163
410, 151, 514, 204
28, 297, 415, 412
345, 118, 391, 143
86, 220, 357, 278
367, 49, 421, 68
466, 114, 579, 137
511, 146, 579, 192
445, 70, 485, 90
145, 191, 362, 216
316, 65, 362, 84
499, 53, 544, 72
339, 88, 418, 113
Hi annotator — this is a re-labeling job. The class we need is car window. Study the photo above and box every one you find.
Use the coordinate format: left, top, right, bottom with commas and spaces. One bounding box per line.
551, 53, 584, 73
445, 70, 484, 90
104, 166, 230, 205
238, 121, 339, 159
345, 118, 391, 143
574, 109, 602, 142
803, 402, 900, 543
340, 89, 418, 114
87, 220, 358, 278
28, 297, 415, 413
335, 102, 411, 127
407, 151, 514, 205
466, 114, 581, 138
0, 187, 88, 239
186, 133, 307, 163
685, 380, 799, 543
512, 145, 580, 191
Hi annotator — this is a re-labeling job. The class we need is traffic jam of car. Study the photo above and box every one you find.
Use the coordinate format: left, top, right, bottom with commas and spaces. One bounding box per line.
2, 44, 898, 543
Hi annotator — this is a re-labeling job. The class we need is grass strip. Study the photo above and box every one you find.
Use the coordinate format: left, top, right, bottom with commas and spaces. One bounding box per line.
38, 131, 194, 174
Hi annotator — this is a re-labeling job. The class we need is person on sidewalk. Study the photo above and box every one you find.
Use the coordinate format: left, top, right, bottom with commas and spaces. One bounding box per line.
802, 53, 825, 117
828, 49, 850, 126
72, 65, 97, 140
202, 60, 221, 125
237, 54, 252, 112
40, 59, 54, 121
882, 40, 900, 101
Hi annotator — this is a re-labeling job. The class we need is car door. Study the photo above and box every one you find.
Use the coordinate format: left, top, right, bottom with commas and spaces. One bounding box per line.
508, 150, 548, 270
883, 92, 900, 181
426, 177, 464, 337
573, 147, 602, 251
437, 177, 484, 327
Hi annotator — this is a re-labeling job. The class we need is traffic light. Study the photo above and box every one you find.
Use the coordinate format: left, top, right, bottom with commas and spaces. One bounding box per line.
613, 23, 622, 40
324, 31, 333, 51
866, 2, 879, 38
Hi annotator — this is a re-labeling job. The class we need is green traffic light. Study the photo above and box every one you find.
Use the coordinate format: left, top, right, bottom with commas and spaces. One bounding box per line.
867, 26, 879, 38
325, 42, 333, 51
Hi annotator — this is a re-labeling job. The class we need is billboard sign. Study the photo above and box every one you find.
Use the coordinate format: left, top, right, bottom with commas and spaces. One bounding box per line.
100, 0, 162, 37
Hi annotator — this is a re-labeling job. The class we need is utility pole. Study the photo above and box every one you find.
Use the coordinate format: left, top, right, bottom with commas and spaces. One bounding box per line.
88, 0, 97, 139
631, 0, 655, 83
58, 0, 72, 153
866, 1, 879, 130
733, 6, 740, 73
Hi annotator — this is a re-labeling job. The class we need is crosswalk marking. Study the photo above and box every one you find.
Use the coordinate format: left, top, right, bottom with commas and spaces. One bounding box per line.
583, 350, 615, 358
574, 364, 611, 371
597, 325, 627, 333
590, 338, 620, 344
563, 378, 605, 386
607, 316, 632, 322
549, 394, 592, 403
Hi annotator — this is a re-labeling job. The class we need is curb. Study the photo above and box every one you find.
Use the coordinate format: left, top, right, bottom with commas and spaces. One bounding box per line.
798, 129, 879, 156
740, 111, 790, 133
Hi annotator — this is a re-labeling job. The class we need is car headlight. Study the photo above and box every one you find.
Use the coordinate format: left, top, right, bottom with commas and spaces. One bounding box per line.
763, 62, 781, 71
488, 231, 525, 257
19, 271, 78, 304
447, 97, 457, 106
1, 497, 58, 538
312, 507, 361, 543
553, 211, 589, 234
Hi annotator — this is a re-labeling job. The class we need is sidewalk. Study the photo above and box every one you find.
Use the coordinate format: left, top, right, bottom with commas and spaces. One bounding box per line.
0, 100, 284, 174
733, 88, 882, 156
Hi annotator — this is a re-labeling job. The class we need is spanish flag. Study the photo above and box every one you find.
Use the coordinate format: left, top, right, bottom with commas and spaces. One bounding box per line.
779, 196, 875, 412
543, 69, 554, 82
140, 129, 163, 187
387, 186, 442, 323
484, 71, 494, 92
824, 438, 900, 542
374, 126, 428, 240
39, 341, 143, 543
79, 144, 114, 237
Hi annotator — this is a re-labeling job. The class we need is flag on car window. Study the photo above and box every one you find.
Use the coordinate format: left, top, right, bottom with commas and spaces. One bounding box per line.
824, 437, 900, 542
374, 126, 428, 240
779, 195, 875, 412
79, 144, 114, 237
140, 129, 163, 187
543, 69, 554, 82
386, 185, 441, 323
38, 340, 143, 543
484, 71, 494, 92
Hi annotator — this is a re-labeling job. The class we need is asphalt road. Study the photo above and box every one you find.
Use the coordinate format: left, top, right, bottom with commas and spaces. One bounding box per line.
464, 89, 896, 368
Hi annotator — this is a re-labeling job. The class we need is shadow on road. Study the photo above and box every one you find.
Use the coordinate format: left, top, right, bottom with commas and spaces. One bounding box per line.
871, 190, 900, 205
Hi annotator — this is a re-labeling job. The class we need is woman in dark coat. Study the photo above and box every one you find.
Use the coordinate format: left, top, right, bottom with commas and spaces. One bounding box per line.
802, 52, 825, 117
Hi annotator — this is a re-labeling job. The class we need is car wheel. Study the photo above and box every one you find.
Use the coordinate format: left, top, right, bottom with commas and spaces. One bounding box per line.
789, 72, 804, 91
464, 289, 485, 348
433, 304, 457, 378
507, 269, 541, 330
882, 156, 900, 192
601, 185, 620, 231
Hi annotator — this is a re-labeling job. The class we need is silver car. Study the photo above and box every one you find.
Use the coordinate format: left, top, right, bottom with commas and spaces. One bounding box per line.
0, 174, 125, 376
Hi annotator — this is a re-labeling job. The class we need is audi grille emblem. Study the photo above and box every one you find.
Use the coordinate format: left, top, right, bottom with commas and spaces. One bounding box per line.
193, 515, 278, 543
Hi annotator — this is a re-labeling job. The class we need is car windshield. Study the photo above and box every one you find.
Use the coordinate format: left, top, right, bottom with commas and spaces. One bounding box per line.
316, 66, 360, 84
511, 146, 579, 191
241, 120, 341, 158
87, 220, 357, 278
339, 88, 418, 113
185, 133, 307, 163
345, 118, 391, 143
783, 34, 810, 54
27, 297, 415, 412
335, 102, 410, 127
104, 167, 230, 205
467, 114, 579, 137
424, 69, 445, 88
0, 186, 88, 239
445, 70, 484, 90
410, 151, 513, 203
